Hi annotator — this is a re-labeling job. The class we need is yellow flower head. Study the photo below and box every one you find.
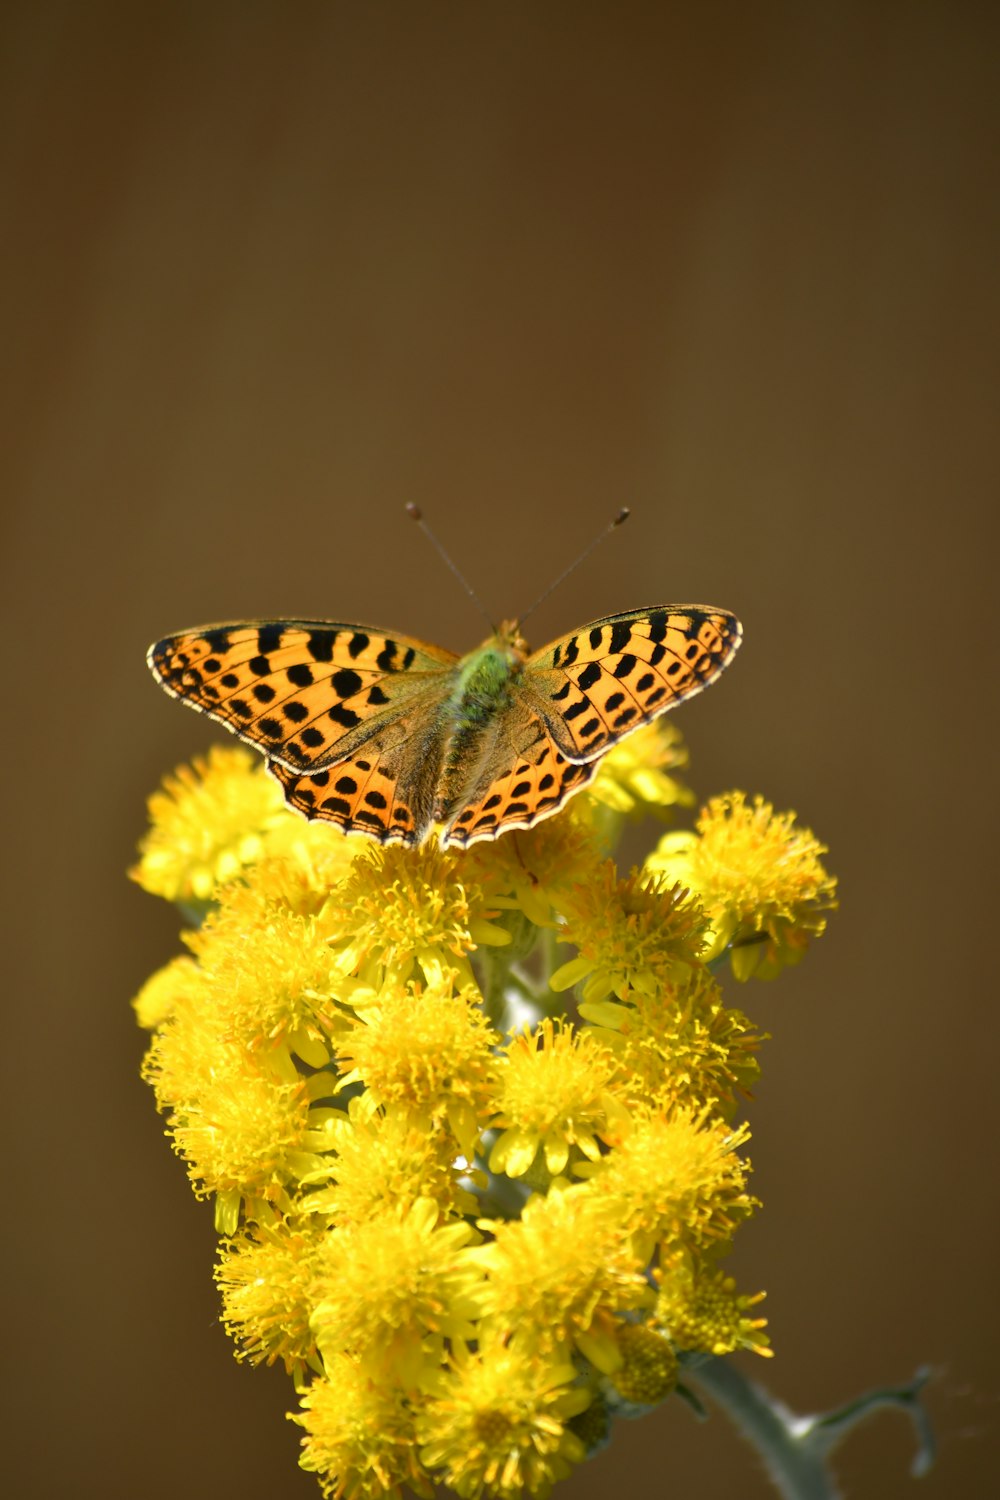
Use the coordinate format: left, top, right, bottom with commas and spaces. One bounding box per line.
188, 893, 345, 1062
294, 1355, 432, 1500
466, 810, 602, 930
550, 865, 707, 1009
303, 1092, 480, 1226
216, 1217, 326, 1373
585, 720, 694, 823
131, 746, 288, 904
606, 1322, 679, 1406
581, 966, 762, 1117
145, 1012, 312, 1208
310, 1198, 483, 1381
655, 1255, 770, 1358
589, 1107, 755, 1260
335, 980, 498, 1155
647, 792, 837, 979
131, 953, 202, 1030
328, 843, 509, 988
417, 1341, 590, 1500
489, 1019, 628, 1179
313, 1194, 485, 1380
473, 1185, 651, 1362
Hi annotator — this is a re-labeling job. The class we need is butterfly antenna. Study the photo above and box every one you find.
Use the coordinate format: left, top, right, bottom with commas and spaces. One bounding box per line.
518, 507, 630, 627
405, 504, 495, 629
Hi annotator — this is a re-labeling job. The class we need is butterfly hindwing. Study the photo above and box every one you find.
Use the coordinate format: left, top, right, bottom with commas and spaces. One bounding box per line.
528, 606, 742, 763
442, 715, 596, 847
269, 743, 433, 846
148, 621, 458, 770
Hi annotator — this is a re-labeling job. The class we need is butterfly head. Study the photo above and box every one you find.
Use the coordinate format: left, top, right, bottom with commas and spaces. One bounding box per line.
493, 619, 530, 660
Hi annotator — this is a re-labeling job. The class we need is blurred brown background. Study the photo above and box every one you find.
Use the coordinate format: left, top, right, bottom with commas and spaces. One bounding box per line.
3, 3, 998, 1497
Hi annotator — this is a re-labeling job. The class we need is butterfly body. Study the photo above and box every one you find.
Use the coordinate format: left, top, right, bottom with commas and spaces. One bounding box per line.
149, 606, 741, 848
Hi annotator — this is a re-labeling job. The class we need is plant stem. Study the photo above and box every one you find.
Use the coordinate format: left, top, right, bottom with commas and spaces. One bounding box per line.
681, 1356, 934, 1500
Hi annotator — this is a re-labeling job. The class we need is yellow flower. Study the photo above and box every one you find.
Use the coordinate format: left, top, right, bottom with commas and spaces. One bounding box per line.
580, 966, 762, 1117
647, 792, 837, 979
585, 720, 694, 822
310, 1198, 483, 1383
294, 1355, 433, 1500
130, 746, 288, 904
334, 979, 498, 1156
489, 1019, 629, 1178
144, 1008, 313, 1219
131, 953, 202, 1030
417, 1340, 590, 1499
588, 1107, 755, 1262
328, 843, 510, 989
188, 892, 346, 1064
472, 1185, 651, 1364
549, 865, 707, 1010
655, 1255, 770, 1358
466, 811, 602, 930
132, 727, 839, 1494
302, 1091, 480, 1225
606, 1322, 678, 1406
216, 1217, 326, 1373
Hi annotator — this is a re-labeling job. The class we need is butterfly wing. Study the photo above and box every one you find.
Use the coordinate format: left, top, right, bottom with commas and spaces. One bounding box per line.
440, 707, 597, 848
268, 735, 446, 847
526, 605, 742, 763
148, 621, 458, 772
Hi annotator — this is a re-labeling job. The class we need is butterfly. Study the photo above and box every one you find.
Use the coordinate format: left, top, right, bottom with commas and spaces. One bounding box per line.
148, 606, 741, 849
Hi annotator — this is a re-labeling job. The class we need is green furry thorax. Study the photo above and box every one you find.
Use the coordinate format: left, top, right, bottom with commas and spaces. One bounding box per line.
449, 641, 521, 731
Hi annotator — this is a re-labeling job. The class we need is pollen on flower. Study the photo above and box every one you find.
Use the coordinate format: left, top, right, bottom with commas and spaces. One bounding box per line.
416, 1342, 590, 1500
293, 1354, 432, 1500
647, 792, 837, 979
130, 746, 288, 903
489, 1019, 628, 1179
656, 1257, 770, 1358
550, 864, 707, 1007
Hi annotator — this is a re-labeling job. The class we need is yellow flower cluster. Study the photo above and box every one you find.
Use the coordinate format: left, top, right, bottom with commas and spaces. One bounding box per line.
132, 735, 834, 1497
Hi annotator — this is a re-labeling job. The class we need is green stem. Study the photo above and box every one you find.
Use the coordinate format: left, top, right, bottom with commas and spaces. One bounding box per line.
680, 1356, 934, 1500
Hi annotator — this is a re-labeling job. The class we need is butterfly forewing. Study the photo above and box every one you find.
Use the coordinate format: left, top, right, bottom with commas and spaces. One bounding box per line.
528, 606, 742, 763
148, 622, 458, 770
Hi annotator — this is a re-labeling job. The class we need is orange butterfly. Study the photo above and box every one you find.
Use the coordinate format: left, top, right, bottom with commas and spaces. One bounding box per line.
149, 605, 741, 848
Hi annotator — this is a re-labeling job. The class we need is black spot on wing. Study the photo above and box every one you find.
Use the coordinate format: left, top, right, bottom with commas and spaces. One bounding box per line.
308, 631, 335, 662
331, 668, 363, 698
609, 620, 632, 654
328, 703, 361, 728
258, 625, 284, 655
